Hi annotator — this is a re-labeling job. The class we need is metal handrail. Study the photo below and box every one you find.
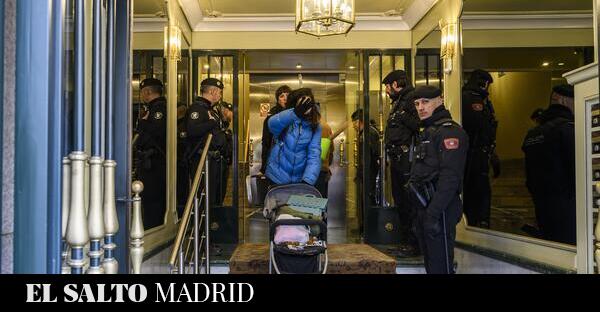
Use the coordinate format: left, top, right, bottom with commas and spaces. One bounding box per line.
169, 134, 213, 268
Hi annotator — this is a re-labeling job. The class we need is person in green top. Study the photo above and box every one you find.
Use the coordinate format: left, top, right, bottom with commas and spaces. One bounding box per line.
314, 108, 347, 199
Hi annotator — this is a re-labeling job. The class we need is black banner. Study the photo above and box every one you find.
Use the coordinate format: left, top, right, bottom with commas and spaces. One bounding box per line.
0, 274, 597, 306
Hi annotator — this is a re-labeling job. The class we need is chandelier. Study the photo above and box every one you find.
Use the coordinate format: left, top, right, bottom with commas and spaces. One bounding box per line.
295, 0, 356, 37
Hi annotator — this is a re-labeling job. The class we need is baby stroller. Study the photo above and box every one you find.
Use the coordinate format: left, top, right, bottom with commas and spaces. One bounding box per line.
263, 183, 328, 274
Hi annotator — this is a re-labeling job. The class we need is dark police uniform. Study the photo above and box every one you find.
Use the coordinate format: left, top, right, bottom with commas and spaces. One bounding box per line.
522, 85, 575, 245
461, 69, 497, 228
383, 70, 420, 250
185, 78, 229, 207
409, 86, 468, 274
214, 101, 234, 206
353, 109, 380, 237
135, 78, 167, 230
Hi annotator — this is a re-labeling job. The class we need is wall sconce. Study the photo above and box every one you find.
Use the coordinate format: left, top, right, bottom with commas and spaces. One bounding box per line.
439, 20, 457, 74
164, 25, 182, 61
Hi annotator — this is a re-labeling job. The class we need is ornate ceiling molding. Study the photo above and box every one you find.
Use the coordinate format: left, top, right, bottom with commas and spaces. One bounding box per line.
462, 13, 593, 30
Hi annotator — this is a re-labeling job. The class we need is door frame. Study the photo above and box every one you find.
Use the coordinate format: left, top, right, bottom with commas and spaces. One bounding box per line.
192, 50, 240, 243
360, 49, 412, 242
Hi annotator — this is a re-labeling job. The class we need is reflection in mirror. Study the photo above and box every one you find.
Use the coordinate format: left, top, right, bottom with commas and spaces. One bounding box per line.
132, 0, 168, 230
189, 53, 238, 254
415, 27, 442, 89
460, 0, 594, 246
193, 55, 234, 210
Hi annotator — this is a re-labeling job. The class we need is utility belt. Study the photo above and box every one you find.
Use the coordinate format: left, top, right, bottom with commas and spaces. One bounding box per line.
387, 144, 410, 161
207, 150, 223, 160
469, 145, 493, 154
136, 148, 164, 170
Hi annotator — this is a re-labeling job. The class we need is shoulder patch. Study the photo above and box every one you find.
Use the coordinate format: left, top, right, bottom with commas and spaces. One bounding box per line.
471, 103, 483, 111
190, 112, 199, 120
443, 138, 460, 150
154, 111, 163, 120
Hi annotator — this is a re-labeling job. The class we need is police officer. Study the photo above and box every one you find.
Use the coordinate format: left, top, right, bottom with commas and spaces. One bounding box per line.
409, 85, 468, 274
522, 84, 575, 245
135, 78, 167, 229
185, 78, 228, 206
214, 101, 234, 206
352, 109, 380, 238
382, 70, 420, 255
461, 69, 498, 228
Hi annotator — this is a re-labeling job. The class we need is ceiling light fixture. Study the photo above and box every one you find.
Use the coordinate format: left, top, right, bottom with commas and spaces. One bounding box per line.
542, 62, 550, 67
296, 63, 303, 69
558, 62, 565, 66
348, 65, 356, 70
296, 0, 356, 37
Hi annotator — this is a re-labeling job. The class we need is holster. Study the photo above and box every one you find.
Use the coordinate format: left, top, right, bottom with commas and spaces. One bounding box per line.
406, 180, 436, 209
136, 149, 156, 170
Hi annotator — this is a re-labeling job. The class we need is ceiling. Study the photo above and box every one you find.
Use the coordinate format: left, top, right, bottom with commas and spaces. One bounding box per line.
132, 0, 437, 33
198, 0, 416, 15
134, 0, 166, 17
462, 47, 593, 73
463, 0, 593, 13
245, 51, 356, 72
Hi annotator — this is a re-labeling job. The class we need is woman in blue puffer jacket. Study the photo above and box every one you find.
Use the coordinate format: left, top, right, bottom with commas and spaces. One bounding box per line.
265, 88, 322, 186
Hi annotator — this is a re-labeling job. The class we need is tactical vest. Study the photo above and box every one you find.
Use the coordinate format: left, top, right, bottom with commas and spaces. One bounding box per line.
412, 117, 460, 184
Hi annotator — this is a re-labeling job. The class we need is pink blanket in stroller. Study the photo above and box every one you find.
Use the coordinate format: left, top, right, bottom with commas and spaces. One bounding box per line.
273, 214, 309, 244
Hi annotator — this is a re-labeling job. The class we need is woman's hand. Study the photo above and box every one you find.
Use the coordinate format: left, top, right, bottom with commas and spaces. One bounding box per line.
294, 96, 315, 119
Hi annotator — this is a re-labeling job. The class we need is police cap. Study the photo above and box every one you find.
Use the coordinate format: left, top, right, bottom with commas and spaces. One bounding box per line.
140, 78, 163, 90
201, 78, 224, 90
470, 69, 493, 84
552, 84, 574, 98
220, 101, 233, 111
412, 85, 442, 100
382, 70, 408, 85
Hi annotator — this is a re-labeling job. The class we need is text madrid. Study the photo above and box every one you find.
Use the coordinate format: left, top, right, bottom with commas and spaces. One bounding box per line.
26, 283, 255, 303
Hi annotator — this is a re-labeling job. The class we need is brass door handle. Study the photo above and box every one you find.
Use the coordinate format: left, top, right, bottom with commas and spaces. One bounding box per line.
353, 138, 358, 168
339, 139, 346, 167
248, 139, 254, 167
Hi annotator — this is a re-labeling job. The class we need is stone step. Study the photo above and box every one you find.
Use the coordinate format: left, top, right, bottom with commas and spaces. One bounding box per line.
229, 243, 396, 274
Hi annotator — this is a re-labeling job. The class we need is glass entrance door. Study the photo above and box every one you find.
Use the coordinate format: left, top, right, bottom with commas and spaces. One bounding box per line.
192, 52, 240, 258
360, 50, 412, 248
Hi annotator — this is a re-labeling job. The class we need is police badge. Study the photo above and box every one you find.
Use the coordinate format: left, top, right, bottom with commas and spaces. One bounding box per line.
191, 112, 199, 120
154, 111, 163, 120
